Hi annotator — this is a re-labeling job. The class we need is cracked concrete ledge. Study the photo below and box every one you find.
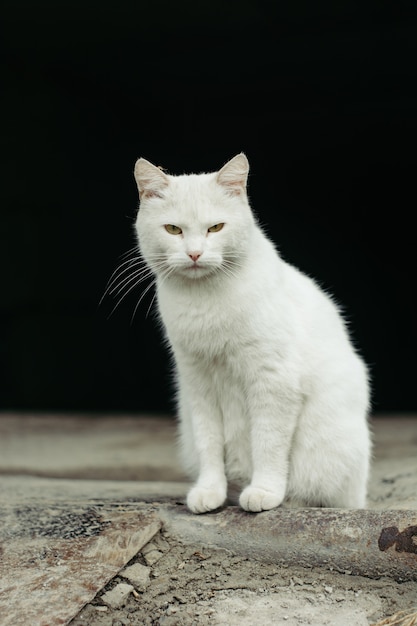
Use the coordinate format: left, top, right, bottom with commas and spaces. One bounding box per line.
159, 504, 417, 583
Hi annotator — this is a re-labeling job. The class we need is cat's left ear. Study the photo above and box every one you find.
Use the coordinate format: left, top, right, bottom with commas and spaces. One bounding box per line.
134, 158, 169, 200
216, 153, 249, 196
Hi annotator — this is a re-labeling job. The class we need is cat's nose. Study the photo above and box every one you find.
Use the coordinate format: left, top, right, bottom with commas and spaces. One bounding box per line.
188, 251, 202, 262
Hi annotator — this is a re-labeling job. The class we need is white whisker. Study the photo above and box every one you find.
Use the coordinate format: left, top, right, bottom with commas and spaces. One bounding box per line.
129, 279, 157, 325
109, 265, 153, 297
99, 257, 143, 306
100, 246, 170, 321
219, 258, 242, 280
118, 245, 140, 261
145, 291, 158, 319
105, 261, 144, 294
131, 265, 176, 324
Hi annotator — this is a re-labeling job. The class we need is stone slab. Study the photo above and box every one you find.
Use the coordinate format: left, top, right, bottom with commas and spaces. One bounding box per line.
0, 504, 161, 626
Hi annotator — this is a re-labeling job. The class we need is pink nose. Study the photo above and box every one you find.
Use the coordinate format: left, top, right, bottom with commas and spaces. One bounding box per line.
188, 252, 202, 262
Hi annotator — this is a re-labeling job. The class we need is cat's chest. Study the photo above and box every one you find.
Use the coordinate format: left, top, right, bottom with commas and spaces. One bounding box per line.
157, 281, 246, 353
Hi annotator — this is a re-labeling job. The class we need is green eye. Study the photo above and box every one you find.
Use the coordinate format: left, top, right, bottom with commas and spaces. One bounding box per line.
165, 224, 182, 235
208, 223, 224, 233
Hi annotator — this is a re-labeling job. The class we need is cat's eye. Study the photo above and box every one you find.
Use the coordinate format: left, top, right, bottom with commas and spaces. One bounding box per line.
207, 223, 224, 233
165, 224, 183, 235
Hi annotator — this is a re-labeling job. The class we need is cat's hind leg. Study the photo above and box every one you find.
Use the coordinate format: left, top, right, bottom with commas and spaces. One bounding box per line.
288, 402, 371, 509
319, 452, 369, 509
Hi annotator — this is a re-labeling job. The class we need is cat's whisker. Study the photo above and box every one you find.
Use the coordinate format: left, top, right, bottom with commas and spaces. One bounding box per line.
109, 264, 154, 296
223, 258, 242, 268
220, 268, 238, 281
103, 252, 169, 321
219, 260, 242, 280
99, 257, 144, 305
106, 265, 158, 319
129, 262, 169, 323
108, 253, 142, 278
130, 279, 158, 325
145, 291, 158, 319
145, 266, 176, 317
118, 245, 140, 261
109, 270, 147, 299
106, 262, 146, 295
136, 265, 177, 322
100, 250, 166, 307
107, 278, 145, 319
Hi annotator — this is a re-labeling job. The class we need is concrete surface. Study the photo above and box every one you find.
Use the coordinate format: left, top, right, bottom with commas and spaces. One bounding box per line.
0, 414, 184, 481
0, 413, 416, 626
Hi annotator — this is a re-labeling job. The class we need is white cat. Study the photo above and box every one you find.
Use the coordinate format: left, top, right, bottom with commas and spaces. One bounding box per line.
133, 153, 371, 514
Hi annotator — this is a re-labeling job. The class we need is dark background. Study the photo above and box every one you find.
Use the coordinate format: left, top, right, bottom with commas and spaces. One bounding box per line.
1, 1, 416, 415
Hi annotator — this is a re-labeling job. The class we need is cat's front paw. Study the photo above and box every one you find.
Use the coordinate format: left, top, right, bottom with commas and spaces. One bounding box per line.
239, 486, 284, 512
187, 485, 227, 514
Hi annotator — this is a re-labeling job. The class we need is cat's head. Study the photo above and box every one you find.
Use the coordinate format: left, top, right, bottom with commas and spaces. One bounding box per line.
134, 153, 255, 281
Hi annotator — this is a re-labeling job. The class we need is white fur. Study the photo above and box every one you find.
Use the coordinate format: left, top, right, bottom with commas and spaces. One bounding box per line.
134, 153, 371, 513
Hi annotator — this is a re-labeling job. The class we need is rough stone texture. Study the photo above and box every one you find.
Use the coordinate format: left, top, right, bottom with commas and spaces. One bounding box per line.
208, 592, 376, 626
101, 582, 134, 608
0, 506, 161, 626
159, 506, 417, 582
142, 541, 165, 565
120, 563, 151, 591
70, 528, 417, 626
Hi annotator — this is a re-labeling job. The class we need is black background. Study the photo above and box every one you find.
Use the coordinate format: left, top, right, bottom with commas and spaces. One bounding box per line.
1, 1, 416, 415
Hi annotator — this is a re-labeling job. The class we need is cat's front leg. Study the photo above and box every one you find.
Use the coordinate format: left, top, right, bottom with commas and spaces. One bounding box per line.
180, 392, 227, 514
239, 384, 300, 513
187, 468, 227, 514
187, 449, 227, 514
239, 480, 287, 512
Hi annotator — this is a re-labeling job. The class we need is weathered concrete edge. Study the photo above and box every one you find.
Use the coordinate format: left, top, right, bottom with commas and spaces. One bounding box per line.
157, 504, 417, 582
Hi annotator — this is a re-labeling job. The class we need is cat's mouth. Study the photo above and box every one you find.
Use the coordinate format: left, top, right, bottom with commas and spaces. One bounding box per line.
180, 262, 216, 278
185, 263, 205, 273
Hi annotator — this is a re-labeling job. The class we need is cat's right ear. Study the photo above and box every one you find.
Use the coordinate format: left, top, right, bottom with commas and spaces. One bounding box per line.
134, 158, 169, 200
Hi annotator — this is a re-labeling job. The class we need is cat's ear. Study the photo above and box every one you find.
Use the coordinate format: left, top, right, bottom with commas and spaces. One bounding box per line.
134, 158, 169, 200
216, 153, 249, 196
